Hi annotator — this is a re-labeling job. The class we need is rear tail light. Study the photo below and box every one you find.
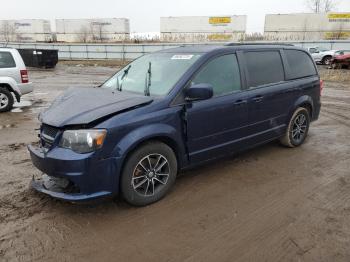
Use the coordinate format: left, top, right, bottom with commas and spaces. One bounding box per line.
320, 79, 324, 96
20, 70, 29, 83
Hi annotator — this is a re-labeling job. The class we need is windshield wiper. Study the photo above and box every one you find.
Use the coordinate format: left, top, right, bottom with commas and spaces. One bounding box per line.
116, 65, 131, 91
144, 62, 152, 96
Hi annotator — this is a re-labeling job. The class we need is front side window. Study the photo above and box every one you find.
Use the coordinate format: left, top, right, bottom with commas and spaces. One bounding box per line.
0, 52, 16, 68
244, 51, 285, 89
102, 53, 201, 96
191, 54, 241, 96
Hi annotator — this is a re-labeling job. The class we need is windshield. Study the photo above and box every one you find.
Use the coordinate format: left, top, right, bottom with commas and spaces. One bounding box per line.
102, 53, 201, 96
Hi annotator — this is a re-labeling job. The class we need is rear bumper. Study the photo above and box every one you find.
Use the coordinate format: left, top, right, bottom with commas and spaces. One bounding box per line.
28, 144, 121, 202
312, 100, 321, 122
18, 82, 33, 96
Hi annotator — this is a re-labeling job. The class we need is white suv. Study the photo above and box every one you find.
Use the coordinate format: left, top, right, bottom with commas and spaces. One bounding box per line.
307, 47, 338, 65
0, 48, 33, 112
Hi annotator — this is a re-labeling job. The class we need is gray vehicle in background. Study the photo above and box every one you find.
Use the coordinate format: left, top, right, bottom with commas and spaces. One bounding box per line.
0, 48, 33, 112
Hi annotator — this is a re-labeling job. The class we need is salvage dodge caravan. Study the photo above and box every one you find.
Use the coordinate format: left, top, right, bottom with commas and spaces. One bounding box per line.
28, 45, 321, 206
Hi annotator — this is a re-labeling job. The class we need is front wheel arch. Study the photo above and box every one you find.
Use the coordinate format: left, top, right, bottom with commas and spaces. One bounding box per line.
119, 136, 181, 182
120, 140, 178, 206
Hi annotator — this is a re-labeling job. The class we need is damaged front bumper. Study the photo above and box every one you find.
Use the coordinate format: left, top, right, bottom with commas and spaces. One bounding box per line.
28, 144, 121, 202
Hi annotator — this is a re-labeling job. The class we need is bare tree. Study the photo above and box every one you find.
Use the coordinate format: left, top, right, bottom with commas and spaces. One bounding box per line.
334, 23, 345, 39
306, 0, 337, 13
307, 0, 322, 13
0, 21, 18, 42
77, 26, 91, 43
323, 0, 337, 12
91, 22, 106, 42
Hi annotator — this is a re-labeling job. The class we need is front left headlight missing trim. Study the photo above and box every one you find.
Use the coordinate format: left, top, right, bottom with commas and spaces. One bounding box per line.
59, 129, 107, 154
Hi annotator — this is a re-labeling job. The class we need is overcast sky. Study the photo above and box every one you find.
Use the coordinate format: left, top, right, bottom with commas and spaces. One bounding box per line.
2, 0, 350, 33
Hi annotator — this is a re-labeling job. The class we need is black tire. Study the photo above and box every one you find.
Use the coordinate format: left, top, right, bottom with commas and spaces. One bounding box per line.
322, 56, 332, 65
0, 87, 14, 112
120, 141, 177, 206
280, 107, 310, 148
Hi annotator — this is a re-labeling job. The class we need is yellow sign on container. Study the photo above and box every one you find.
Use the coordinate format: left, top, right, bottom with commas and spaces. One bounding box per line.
328, 13, 350, 19
208, 34, 233, 41
209, 17, 232, 24
324, 31, 350, 39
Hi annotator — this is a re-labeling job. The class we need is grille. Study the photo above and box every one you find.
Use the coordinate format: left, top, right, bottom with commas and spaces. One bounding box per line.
41, 125, 60, 149
42, 125, 59, 139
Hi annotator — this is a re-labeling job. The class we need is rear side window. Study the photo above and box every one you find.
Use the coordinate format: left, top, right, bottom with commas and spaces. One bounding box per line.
244, 51, 285, 88
192, 54, 241, 96
285, 50, 317, 79
0, 52, 16, 68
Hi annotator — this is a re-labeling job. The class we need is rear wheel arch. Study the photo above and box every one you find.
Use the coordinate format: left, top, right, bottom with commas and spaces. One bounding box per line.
0, 83, 20, 102
299, 102, 313, 119
292, 96, 314, 120
322, 55, 332, 64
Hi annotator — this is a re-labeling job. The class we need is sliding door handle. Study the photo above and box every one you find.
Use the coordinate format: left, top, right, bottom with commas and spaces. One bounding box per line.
252, 95, 264, 103
234, 99, 247, 106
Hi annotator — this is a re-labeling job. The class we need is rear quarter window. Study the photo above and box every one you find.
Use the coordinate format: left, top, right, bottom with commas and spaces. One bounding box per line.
243, 51, 285, 89
0, 52, 16, 68
285, 50, 317, 79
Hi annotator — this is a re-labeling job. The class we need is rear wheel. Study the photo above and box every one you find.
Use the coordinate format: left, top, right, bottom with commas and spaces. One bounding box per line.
120, 141, 177, 206
0, 87, 14, 112
280, 107, 310, 148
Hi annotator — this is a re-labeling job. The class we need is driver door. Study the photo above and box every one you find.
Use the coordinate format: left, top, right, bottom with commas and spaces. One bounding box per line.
185, 54, 250, 163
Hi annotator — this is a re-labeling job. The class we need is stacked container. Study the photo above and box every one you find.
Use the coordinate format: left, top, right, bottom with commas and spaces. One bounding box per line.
0, 19, 52, 42
264, 13, 350, 41
55, 18, 130, 43
160, 15, 247, 42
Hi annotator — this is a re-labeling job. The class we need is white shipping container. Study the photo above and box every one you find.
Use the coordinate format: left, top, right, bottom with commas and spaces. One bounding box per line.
0, 19, 52, 42
160, 15, 246, 42
265, 13, 350, 40
55, 18, 130, 43
161, 15, 246, 33
56, 33, 130, 43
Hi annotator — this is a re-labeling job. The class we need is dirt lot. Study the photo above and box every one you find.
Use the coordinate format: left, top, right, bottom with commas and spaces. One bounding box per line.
0, 64, 349, 262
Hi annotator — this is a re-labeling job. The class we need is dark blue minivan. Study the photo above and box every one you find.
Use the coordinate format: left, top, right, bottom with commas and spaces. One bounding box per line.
28, 45, 321, 206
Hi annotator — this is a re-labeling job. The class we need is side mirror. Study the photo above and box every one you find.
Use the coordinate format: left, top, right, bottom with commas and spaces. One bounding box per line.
186, 83, 214, 101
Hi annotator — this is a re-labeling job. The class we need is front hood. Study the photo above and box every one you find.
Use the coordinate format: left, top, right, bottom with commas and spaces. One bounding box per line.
39, 87, 153, 127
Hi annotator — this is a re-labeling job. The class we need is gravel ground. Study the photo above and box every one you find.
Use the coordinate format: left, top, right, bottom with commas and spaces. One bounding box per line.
0, 64, 349, 262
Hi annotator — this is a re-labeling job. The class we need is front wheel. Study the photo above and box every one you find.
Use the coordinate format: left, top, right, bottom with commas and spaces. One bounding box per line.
120, 142, 177, 206
280, 107, 310, 148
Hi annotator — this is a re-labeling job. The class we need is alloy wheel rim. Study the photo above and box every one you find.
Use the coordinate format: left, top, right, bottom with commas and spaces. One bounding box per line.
291, 114, 307, 143
0, 93, 9, 109
132, 154, 170, 196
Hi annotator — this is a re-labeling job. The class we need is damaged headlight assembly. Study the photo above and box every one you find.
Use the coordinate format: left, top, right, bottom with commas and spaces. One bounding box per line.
59, 129, 107, 154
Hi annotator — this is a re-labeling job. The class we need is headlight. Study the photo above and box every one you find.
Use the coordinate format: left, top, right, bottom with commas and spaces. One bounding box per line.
59, 129, 107, 154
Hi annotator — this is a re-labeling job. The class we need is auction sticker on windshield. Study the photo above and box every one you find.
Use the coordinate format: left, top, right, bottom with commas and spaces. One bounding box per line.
171, 55, 194, 60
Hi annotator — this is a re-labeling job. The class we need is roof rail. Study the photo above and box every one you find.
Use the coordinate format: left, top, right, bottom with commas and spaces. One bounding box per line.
225, 42, 294, 46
